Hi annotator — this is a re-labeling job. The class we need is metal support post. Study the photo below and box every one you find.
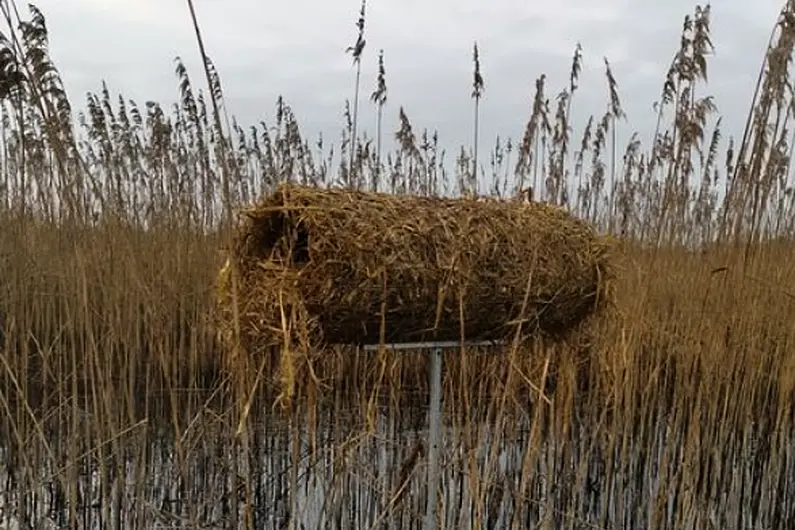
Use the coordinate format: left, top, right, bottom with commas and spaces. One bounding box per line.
361, 340, 502, 530
424, 346, 443, 530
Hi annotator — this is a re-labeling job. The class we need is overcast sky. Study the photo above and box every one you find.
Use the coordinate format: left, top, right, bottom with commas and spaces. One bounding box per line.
29, 0, 787, 168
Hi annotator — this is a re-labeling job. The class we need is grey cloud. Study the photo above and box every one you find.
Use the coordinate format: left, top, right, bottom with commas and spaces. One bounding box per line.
29, 0, 789, 171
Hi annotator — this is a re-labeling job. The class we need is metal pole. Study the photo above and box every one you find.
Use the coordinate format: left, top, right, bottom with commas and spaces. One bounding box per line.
424, 346, 443, 530
360, 340, 502, 529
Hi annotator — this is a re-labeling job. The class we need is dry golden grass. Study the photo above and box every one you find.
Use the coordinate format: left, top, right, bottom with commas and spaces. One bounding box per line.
0, 0, 793, 528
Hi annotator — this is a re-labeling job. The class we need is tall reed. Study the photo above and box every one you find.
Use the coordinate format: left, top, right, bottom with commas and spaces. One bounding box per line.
0, 0, 793, 528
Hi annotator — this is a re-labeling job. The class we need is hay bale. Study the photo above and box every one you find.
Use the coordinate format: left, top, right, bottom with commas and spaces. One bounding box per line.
217, 184, 614, 356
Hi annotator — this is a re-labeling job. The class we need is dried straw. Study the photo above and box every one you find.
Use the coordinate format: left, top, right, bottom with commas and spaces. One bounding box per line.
217, 184, 615, 368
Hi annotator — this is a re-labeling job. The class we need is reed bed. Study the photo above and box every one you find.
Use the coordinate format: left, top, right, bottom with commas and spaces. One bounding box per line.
0, 0, 794, 528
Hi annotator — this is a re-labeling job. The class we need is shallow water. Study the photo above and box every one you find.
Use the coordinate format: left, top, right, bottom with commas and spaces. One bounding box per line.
0, 401, 792, 529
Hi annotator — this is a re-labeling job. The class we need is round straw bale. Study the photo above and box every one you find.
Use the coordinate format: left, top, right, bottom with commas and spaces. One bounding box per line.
218, 184, 615, 352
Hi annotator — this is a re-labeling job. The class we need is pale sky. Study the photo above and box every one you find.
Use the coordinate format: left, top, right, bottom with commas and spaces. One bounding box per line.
29, 0, 786, 174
